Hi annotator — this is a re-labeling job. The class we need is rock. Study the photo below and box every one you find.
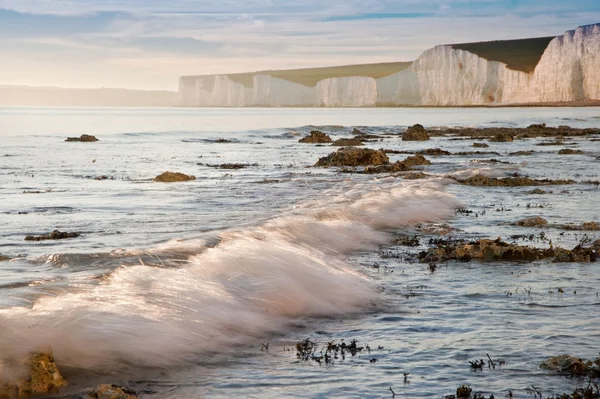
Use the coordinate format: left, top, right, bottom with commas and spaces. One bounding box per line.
402, 172, 430, 180
83, 384, 139, 399
472, 142, 489, 148
363, 161, 412, 174
331, 137, 364, 147
25, 230, 80, 241
315, 148, 389, 167
489, 132, 514, 142
556, 222, 600, 231
402, 154, 431, 167
298, 130, 332, 143
558, 148, 584, 154
153, 171, 196, 182
417, 148, 451, 156
420, 237, 600, 264
0, 351, 67, 398
65, 134, 98, 142
527, 188, 549, 194
402, 124, 430, 141
528, 123, 547, 129
0, 255, 10, 262
453, 174, 575, 187
510, 150, 534, 156
514, 216, 548, 227
540, 355, 600, 378
351, 128, 363, 135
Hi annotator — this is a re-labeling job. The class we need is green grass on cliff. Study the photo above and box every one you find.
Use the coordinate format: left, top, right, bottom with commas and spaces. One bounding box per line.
183, 62, 412, 89
451, 36, 554, 73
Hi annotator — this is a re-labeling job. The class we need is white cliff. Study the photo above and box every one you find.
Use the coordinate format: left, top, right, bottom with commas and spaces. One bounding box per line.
316, 76, 377, 106
179, 23, 600, 107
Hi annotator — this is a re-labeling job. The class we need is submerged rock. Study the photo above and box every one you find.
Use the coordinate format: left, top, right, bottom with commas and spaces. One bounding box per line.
65, 134, 98, 142
402, 124, 430, 141
402, 171, 430, 180
153, 171, 196, 182
331, 137, 364, 146
557, 221, 600, 231
299, 130, 332, 143
363, 160, 412, 174
527, 188, 549, 194
0, 351, 67, 398
453, 174, 575, 187
315, 147, 389, 167
514, 216, 548, 227
489, 132, 514, 142
25, 230, 80, 241
510, 150, 534, 156
558, 148, 584, 154
82, 384, 139, 399
417, 148, 451, 156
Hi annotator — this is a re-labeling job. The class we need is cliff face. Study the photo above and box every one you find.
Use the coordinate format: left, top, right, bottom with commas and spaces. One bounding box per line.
179, 23, 600, 107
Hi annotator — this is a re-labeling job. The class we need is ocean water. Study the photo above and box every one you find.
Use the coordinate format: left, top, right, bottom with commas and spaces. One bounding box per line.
0, 106, 599, 398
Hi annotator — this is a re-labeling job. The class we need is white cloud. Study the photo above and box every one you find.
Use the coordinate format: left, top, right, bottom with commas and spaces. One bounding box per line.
1, 1, 599, 89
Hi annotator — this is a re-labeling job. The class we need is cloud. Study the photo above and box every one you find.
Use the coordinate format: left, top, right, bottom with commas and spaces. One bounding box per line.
1, 1, 599, 90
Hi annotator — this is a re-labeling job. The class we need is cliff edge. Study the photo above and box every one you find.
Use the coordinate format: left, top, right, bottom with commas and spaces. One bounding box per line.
178, 23, 600, 107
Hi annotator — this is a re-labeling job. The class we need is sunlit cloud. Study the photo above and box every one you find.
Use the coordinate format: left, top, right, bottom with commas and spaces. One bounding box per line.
1, 1, 599, 90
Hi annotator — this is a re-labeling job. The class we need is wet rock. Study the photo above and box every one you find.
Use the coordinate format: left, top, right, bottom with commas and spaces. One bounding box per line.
453, 151, 501, 156
540, 355, 600, 378
331, 137, 364, 147
299, 130, 332, 143
430, 125, 599, 139
472, 142, 489, 148
402, 124, 430, 141
456, 385, 472, 398
315, 147, 389, 167
0, 352, 67, 398
65, 134, 98, 142
453, 174, 575, 187
419, 238, 553, 263
363, 161, 412, 174
418, 148, 451, 156
0, 255, 10, 262
557, 222, 600, 231
489, 133, 514, 142
397, 236, 420, 247
527, 188, 549, 194
203, 163, 258, 169
402, 154, 431, 167
528, 123, 547, 129
82, 384, 139, 399
419, 237, 600, 263
537, 140, 569, 146
558, 148, 584, 155
153, 171, 196, 182
402, 172, 430, 180
514, 216, 548, 227
351, 128, 363, 135
25, 230, 80, 241
509, 150, 534, 156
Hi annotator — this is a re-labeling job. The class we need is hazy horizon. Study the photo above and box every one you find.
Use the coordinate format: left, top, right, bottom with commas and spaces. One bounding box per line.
1, 0, 600, 91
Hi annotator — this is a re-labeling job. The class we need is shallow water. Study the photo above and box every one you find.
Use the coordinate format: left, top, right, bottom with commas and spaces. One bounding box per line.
0, 107, 599, 398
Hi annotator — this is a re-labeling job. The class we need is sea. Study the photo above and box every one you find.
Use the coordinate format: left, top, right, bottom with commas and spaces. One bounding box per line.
0, 106, 599, 398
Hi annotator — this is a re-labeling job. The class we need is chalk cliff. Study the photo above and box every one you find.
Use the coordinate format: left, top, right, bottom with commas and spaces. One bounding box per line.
179, 23, 600, 107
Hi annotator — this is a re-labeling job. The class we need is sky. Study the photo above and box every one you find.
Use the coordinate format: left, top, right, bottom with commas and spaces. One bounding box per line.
1, 0, 599, 91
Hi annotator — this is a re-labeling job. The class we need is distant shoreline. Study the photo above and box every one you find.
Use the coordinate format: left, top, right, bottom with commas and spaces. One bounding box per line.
2, 102, 599, 108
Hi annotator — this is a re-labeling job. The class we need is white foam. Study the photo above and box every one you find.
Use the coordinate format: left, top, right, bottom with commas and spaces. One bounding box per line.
0, 178, 460, 372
